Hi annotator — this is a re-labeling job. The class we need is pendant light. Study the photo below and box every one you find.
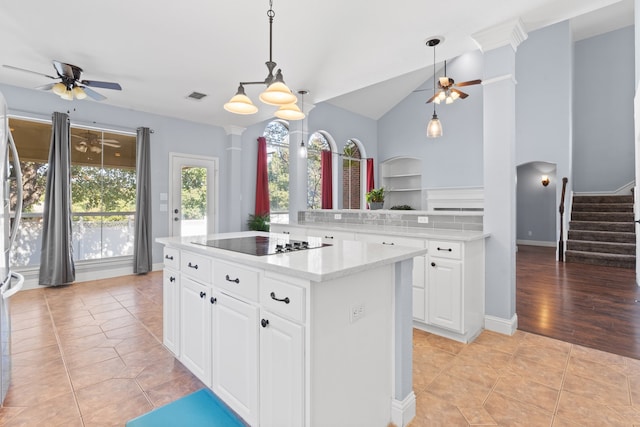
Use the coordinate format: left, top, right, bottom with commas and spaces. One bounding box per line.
224, 0, 297, 116
298, 90, 308, 158
426, 38, 443, 138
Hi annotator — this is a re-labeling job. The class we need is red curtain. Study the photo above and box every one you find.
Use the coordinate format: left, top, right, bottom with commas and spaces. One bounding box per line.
321, 150, 333, 209
255, 137, 270, 216
366, 158, 375, 193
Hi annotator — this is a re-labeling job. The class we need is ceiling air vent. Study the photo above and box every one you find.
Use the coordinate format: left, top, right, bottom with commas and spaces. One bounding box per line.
187, 91, 207, 100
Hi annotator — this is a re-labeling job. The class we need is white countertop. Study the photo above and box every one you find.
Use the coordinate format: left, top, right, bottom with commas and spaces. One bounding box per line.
281, 223, 489, 242
157, 231, 427, 282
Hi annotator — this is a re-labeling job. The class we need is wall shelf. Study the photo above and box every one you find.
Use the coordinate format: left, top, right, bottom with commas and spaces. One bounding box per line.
381, 157, 423, 209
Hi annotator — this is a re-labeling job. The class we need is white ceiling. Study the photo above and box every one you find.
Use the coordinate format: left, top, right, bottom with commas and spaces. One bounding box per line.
0, 0, 633, 127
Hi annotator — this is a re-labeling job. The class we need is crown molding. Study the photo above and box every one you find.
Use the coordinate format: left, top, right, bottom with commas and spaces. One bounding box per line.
472, 18, 528, 53
224, 125, 246, 136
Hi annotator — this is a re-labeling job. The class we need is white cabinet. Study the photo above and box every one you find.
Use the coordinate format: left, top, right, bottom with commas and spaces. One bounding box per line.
427, 257, 462, 331
380, 156, 423, 209
356, 232, 427, 322
424, 239, 485, 342
270, 224, 355, 244
211, 291, 259, 426
259, 310, 304, 427
162, 269, 180, 356
180, 276, 212, 386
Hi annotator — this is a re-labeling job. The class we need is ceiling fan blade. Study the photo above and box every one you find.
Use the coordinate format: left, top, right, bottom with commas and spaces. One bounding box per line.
102, 141, 121, 147
52, 60, 79, 79
3, 64, 58, 80
455, 79, 482, 87
81, 86, 107, 101
81, 80, 122, 90
426, 93, 439, 104
36, 83, 56, 91
451, 88, 469, 99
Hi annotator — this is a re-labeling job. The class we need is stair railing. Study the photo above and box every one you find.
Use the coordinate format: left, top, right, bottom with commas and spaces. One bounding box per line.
559, 177, 569, 262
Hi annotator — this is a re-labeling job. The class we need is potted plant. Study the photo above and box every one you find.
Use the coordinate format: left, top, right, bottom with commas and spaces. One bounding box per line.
366, 187, 385, 210
247, 213, 270, 231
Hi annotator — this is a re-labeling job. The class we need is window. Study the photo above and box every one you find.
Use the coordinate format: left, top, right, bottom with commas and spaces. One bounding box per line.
9, 117, 137, 267
307, 132, 330, 209
342, 139, 362, 209
264, 120, 289, 224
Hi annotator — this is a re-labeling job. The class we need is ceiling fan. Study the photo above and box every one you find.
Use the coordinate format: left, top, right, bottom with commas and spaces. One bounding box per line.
426, 60, 481, 105
2, 60, 122, 101
72, 131, 121, 154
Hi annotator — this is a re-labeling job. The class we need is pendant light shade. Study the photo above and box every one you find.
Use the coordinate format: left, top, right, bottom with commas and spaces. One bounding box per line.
274, 102, 305, 120
259, 80, 297, 106
73, 86, 87, 100
427, 112, 443, 138
52, 82, 66, 95
299, 141, 307, 158
224, 85, 259, 114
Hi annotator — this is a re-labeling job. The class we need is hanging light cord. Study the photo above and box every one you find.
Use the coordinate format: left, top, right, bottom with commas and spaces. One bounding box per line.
433, 43, 437, 116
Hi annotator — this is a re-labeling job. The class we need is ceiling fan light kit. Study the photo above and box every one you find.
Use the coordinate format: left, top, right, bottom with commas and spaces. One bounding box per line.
224, 0, 302, 119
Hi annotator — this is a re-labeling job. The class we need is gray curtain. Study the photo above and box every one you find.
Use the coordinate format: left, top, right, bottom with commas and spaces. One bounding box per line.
133, 127, 152, 274
39, 112, 75, 286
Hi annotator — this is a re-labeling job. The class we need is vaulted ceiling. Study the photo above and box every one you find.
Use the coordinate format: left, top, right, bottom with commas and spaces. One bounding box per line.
0, 0, 633, 128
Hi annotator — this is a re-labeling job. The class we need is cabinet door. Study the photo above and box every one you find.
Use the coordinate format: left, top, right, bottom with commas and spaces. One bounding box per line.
260, 311, 304, 427
427, 257, 463, 332
162, 269, 180, 356
211, 291, 259, 426
180, 277, 211, 386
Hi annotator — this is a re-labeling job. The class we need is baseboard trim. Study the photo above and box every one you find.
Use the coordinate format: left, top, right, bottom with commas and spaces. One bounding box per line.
391, 391, 416, 427
484, 314, 518, 336
17, 260, 164, 291
516, 239, 555, 247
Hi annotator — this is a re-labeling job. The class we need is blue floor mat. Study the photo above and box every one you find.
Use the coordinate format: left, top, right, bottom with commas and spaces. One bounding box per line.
126, 388, 246, 427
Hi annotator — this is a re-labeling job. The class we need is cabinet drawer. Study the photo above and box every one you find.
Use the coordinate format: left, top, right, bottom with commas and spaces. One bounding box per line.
180, 251, 212, 283
163, 247, 180, 270
428, 240, 461, 260
309, 229, 355, 243
261, 277, 305, 323
213, 259, 259, 302
357, 233, 425, 248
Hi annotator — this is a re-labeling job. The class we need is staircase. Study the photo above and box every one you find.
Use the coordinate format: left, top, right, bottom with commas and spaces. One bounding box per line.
565, 195, 636, 269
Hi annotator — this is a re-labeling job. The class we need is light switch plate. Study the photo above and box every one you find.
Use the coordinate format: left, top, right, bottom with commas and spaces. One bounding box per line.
418, 216, 429, 224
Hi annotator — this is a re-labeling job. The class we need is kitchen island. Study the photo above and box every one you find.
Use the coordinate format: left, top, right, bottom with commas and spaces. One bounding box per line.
157, 231, 426, 427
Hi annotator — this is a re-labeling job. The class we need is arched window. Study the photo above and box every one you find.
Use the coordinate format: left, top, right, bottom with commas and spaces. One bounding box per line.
307, 132, 331, 209
264, 120, 289, 223
343, 139, 363, 209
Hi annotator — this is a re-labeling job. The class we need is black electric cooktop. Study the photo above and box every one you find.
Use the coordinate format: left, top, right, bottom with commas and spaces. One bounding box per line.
192, 235, 330, 256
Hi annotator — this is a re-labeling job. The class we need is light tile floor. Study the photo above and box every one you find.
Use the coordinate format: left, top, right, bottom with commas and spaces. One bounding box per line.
1, 272, 639, 426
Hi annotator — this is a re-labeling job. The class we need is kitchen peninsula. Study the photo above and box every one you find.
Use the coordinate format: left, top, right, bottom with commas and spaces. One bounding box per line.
157, 231, 426, 427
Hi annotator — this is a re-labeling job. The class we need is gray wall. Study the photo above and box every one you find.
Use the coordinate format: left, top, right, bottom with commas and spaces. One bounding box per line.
377, 50, 484, 189
573, 25, 635, 192
516, 162, 557, 243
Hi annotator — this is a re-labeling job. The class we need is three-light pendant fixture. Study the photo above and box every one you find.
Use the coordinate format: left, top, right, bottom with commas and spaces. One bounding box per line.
223, 0, 305, 121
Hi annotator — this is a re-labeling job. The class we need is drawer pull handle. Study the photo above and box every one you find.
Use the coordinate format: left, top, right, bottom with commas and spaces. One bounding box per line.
270, 292, 290, 304
169, 276, 176, 283
431, 262, 436, 267
437, 247, 452, 252
199, 291, 206, 299
188, 262, 199, 270
324, 235, 334, 239
225, 274, 240, 284
283, 231, 290, 234
382, 242, 395, 245
210, 297, 217, 304
261, 319, 269, 328
165, 255, 174, 260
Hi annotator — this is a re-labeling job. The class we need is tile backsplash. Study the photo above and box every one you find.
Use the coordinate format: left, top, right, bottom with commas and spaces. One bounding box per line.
298, 210, 483, 232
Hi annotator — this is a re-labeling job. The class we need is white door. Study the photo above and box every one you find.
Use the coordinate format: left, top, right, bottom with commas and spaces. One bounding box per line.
211, 291, 259, 426
170, 153, 218, 237
259, 310, 304, 427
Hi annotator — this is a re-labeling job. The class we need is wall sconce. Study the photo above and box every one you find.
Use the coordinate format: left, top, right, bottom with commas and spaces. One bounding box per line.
541, 175, 550, 187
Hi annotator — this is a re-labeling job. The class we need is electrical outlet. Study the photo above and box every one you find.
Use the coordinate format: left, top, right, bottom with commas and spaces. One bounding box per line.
350, 303, 365, 323
334, 213, 342, 220
418, 216, 429, 224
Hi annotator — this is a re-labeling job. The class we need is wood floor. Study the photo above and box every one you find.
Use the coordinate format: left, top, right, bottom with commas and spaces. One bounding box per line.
517, 244, 640, 359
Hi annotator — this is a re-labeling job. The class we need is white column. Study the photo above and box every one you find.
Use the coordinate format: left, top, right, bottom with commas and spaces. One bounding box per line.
224, 125, 245, 232
288, 101, 315, 224
472, 20, 527, 334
